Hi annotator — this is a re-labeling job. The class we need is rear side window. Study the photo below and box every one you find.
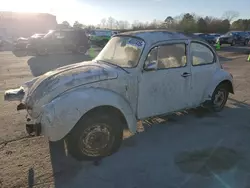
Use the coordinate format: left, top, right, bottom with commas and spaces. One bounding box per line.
190, 42, 215, 66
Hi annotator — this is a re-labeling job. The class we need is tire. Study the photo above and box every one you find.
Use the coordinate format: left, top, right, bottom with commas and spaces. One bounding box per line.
244, 40, 249, 46
66, 111, 123, 161
211, 84, 229, 112
77, 45, 88, 54
231, 40, 235, 46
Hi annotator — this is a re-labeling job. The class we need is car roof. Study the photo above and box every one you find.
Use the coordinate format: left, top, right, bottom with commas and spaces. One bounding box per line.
119, 30, 207, 44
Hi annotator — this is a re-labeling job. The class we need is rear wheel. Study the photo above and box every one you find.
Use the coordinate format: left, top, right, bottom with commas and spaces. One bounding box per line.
244, 39, 249, 46
77, 45, 88, 54
66, 111, 123, 161
231, 40, 236, 46
211, 84, 229, 112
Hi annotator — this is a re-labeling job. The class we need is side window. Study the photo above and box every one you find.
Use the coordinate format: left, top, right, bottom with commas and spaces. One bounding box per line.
190, 42, 215, 66
157, 43, 186, 69
54, 31, 66, 39
145, 47, 158, 68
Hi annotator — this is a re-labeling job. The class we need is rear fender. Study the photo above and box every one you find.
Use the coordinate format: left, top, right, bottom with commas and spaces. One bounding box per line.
40, 87, 137, 141
203, 69, 234, 101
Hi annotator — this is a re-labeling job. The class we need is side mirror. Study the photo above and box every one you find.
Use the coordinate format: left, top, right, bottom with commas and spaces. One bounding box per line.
144, 60, 157, 71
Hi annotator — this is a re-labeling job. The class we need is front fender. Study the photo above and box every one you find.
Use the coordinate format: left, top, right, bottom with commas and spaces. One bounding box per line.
203, 69, 234, 100
40, 87, 137, 141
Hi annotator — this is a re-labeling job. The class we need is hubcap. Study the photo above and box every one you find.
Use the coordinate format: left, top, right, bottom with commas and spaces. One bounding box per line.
213, 90, 225, 107
80, 124, 112, 156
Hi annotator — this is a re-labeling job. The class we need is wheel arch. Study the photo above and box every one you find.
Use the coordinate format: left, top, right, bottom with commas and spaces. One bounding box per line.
203, 69, 234, 101
75, 105, 129, 131
41, 87, 137, 141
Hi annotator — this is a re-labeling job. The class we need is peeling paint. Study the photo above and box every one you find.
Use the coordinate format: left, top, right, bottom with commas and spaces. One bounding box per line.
26, 61, 118, 108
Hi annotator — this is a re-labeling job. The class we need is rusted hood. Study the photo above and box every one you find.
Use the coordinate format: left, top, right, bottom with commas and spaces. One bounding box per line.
25, 61, 118, 107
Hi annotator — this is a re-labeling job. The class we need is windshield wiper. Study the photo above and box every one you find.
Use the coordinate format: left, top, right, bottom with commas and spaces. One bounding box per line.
97, 60, 129, 74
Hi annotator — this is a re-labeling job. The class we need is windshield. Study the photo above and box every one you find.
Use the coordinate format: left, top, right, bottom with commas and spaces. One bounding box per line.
44, 30, 54, 38
95, 36, 145, 68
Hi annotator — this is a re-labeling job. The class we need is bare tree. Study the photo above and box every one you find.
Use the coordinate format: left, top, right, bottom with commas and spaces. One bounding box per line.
222, 11, 239, 22
100, 18, 107, 28
118, 20, 129, 29
124, 21, 130, 29
107, 17, 116, 29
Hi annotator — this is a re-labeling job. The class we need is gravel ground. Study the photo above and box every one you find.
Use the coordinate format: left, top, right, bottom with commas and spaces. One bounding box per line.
0, 46, 250, 188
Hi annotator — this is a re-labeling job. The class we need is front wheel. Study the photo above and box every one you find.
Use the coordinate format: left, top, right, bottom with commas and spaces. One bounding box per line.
66, 112, 123, 161
211, 84, 229, 112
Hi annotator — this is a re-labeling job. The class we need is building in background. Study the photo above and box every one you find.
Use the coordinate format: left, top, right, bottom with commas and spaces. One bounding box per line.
0, 12, 57, 39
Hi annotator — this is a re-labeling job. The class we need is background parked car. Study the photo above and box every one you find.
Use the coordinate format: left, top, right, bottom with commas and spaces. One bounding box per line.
88, 29, 113, 47
13, 37, 29, 50
30, 33, 45, 39
245, 31, 250, 38
13, 33, 46, 50
209, 33, 221, 43
194, 33, 219, 45
26, 28, 89, 55
217, 31, 249, 46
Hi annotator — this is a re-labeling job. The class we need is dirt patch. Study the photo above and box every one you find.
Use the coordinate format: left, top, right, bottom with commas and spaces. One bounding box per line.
175, 147, 243, 176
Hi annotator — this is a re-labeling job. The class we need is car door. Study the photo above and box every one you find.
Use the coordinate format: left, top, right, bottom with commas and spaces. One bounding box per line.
62, 31, 75, 51
189, 41, 218, 106
227, 32, 234, 44
137, 41, 192, 119
48, 31, 65, 52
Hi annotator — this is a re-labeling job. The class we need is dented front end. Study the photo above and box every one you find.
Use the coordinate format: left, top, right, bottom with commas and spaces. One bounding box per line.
4, 61, 120, 139
4, 76, 40, 110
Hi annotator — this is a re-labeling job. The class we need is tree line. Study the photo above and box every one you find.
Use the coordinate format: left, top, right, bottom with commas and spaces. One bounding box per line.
60, 11, 250, 34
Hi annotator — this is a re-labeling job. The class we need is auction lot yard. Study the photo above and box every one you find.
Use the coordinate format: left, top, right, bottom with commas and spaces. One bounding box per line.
1, 46, 250, 188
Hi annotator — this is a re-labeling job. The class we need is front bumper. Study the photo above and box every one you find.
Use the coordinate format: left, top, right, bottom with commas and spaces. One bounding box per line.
4, 87, 25, 102
4, 86, 77, 142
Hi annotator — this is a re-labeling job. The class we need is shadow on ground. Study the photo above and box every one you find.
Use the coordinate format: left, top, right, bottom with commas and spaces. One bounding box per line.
27, 54, 92, 76
218, 55, 233, 62
12, 49, 28, 57
47, 99, 250, 188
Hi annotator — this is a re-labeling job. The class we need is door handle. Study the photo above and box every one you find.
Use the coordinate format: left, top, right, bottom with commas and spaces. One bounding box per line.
181, 72, 191, 77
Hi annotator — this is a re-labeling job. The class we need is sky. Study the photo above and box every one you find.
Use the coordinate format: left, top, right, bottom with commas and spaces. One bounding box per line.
0, 0, 250, 25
